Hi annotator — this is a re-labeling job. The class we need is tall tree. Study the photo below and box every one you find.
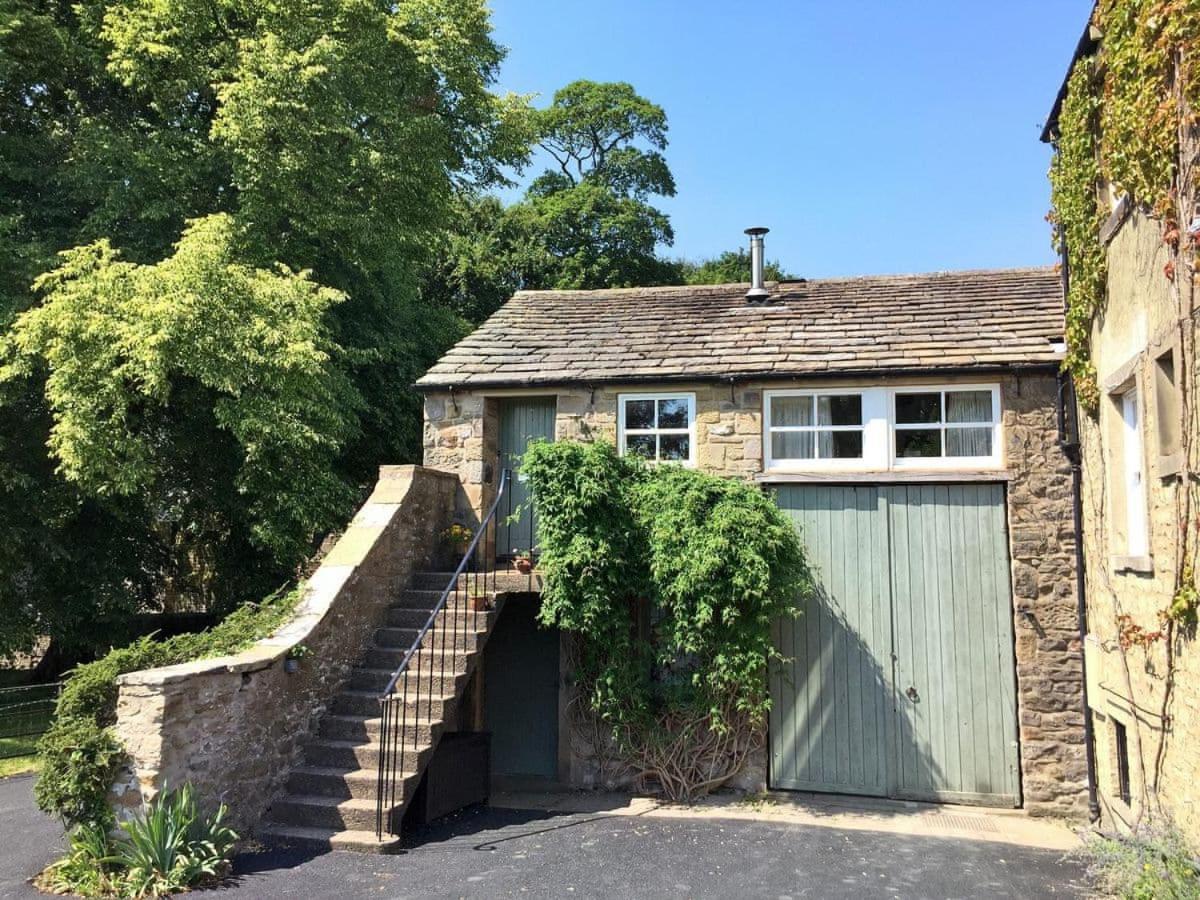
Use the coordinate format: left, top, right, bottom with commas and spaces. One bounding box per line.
0, 0, 529, 656
518, 80, 678, 289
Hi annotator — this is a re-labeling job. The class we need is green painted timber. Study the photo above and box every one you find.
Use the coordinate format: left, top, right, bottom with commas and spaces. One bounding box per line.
496, 397, 556, 557
484, 595, 560, 778
770, 483, 1020, 807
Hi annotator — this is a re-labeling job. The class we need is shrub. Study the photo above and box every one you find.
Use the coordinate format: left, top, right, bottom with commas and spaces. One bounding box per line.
520, 439, 812, 799
41, 784, 238, 899
36, 586, 302, 829
1077, 825, 1200, 900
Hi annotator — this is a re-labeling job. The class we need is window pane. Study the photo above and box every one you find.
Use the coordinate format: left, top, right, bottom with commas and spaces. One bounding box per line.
895, 393, 941, 424
772, 431, 815, 460
659, 434, 690, 461
946, 427, 992, 457
946, 390, 993, 424
625, 399, 654, 430
626, 434, 655, 459
817, 394, 862, 426
822, 430, 863, 459
771, 396, 813, 427
896, 428, 942, 458
658, 397, 689, 429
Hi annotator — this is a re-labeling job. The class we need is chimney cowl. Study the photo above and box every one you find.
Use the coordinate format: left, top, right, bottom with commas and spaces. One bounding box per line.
745, 226, 770, 303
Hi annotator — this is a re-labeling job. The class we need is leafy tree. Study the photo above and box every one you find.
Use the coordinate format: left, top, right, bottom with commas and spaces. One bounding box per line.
0, 0, 529, 656
421, 81, 681, 320
517, 80, 678, 289
678, 249, 793, 285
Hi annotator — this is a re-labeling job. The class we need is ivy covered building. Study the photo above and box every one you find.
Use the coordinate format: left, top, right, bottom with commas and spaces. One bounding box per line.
1043, 4, 1200, 844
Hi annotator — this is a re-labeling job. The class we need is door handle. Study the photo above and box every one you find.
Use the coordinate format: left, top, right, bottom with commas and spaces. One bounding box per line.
905, 686, 920, 702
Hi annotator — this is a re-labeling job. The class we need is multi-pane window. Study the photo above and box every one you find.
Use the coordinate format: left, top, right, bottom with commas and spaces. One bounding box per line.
893, 389, 997, 461
618, 393, 695, 463
763, 384, 1002, 472
767, 393, 864, 461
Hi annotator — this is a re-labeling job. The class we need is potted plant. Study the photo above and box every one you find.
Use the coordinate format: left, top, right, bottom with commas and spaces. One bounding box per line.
284, 644, 311, 674
469, 585, 492, 612
441, 523, 473, 560
513, 550, 534, 575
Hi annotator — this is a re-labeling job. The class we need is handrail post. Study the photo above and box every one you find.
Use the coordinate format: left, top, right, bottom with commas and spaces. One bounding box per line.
373, 468, 511, 839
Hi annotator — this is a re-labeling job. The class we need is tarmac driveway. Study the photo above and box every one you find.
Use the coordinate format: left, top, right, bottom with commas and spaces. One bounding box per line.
1, 775, 1087, 899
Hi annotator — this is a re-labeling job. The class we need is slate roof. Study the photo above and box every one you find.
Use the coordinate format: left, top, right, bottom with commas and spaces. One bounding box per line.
416, 266, 1065, 390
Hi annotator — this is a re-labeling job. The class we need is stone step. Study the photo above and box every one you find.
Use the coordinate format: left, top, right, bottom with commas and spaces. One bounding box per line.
305, 730, 440, 769
256, 824, 401, 855
411, 571, 540, 593
349, 664, 469, 697
319, 706, 454, 742
268, 794, 388, 832
372, 626, 482, 653
286, 765, 420, 802
385, 604, 494, 630
333, 687, 455, 718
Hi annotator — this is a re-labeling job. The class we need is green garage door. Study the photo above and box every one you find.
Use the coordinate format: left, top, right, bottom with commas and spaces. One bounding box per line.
770, 483, 1020, 807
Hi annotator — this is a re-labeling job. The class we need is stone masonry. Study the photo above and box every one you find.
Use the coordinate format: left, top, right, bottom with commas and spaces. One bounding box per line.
109, 466, 457, 832
421, 372, 1088, 817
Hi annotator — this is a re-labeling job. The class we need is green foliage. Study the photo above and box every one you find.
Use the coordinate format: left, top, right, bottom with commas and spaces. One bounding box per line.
425, 80, 683, 309
1048, 58, 1106, 410
1077, 826, 1200, 900
1098, 0, 1200, 217
0, 0, 527, 656
35, 586, 300, 828
33, 718, 126, 830
42, 785, 238, 899
1047, 3, 1200, 412
678, 249, 793, 285
520, 439, 811, 741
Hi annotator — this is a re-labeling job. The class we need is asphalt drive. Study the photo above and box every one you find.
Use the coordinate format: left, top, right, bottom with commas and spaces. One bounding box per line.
0, 775, 1087, 899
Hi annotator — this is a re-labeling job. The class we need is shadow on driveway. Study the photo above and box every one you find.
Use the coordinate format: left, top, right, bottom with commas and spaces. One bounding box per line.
230, 803, 1087, 899
0, 778, 1088, 900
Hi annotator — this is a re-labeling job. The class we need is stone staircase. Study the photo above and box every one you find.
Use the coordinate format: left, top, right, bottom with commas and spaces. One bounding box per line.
257, 570, 517, 853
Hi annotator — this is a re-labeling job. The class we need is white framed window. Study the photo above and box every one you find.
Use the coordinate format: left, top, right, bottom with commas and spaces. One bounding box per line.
617, 392, 696, 464
764, 390, 888, 470
892, 386, 1002, 468
1120, 386, 1149, 558
763, 384, 1002, 473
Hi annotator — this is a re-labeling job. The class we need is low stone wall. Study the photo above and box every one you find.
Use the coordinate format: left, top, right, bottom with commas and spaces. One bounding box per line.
108, 465, 457, 831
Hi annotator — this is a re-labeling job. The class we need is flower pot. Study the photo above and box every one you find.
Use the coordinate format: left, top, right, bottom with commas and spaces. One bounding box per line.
284, 658, 300, 674
452, 541, 471, 560
515, 558, 533, 575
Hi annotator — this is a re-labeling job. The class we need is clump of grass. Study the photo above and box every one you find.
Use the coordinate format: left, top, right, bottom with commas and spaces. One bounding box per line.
1075, 824, 1200, 899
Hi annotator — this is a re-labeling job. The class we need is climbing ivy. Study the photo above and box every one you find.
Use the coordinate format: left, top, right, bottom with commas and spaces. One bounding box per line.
1048, 1, 1200, 410
1049, 58, 1106, 410
520, 440, 812, 800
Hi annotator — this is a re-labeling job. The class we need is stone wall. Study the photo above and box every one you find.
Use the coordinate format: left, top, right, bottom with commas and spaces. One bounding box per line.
1077, 207, 1200, 842
422, 373, 1087, 816
1003, 373, 1089, 817
109, 466, 457, 831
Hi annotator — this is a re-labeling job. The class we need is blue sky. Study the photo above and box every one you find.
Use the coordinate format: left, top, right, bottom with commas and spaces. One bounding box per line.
489, 1, 1093, 279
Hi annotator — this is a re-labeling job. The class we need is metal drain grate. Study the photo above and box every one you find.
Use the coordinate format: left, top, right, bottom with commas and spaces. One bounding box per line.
923, 814, 1000, 834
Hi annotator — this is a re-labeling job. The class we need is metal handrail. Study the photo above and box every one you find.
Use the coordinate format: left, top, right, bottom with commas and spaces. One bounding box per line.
375, 468, 512, 838
376, 468, 510, 700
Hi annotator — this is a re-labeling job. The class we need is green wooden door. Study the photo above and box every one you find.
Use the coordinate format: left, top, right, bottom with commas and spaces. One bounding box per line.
770, 483, 1019, 807
484, 596, 560, 779
886, 484, 1020, 805
496, 398, 556, 557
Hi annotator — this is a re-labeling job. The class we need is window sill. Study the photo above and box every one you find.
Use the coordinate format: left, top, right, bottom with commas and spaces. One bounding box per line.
1111, 555, 1154, 575
757, 470, 1011, 484
1156, 451, 1185, 480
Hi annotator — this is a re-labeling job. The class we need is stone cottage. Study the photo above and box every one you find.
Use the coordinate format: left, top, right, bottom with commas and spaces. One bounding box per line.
106, 252, 1092, 852
415, 254, 1089, 818
1043, 15, 1200, 844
